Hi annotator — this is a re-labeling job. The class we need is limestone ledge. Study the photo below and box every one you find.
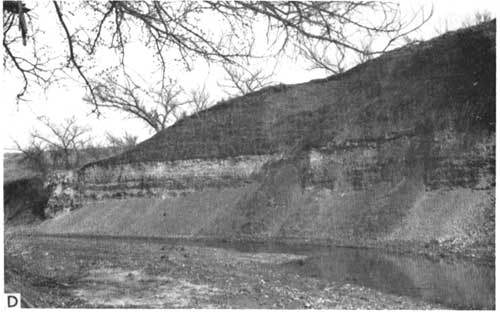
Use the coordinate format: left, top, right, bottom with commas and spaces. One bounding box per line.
48, 132, 494, 207
78, 154, 281, 196
78, 138, 493, 201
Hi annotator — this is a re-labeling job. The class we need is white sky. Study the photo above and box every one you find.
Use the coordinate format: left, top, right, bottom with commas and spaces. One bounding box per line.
1, 0, 498, 150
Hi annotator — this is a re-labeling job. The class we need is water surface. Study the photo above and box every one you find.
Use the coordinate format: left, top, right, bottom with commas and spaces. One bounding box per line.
208, 240, 495, 309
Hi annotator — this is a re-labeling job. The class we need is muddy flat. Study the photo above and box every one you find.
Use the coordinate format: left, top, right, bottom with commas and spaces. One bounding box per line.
4, 233, 451, 309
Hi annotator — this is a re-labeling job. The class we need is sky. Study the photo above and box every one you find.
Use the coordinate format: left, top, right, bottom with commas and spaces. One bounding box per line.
2, 0, 498, 150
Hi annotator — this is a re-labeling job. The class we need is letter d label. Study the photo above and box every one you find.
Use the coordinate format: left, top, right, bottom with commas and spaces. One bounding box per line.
4, 294, 20, 308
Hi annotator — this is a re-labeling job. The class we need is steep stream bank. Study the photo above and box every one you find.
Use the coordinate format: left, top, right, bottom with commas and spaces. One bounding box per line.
37, 21, 496, 261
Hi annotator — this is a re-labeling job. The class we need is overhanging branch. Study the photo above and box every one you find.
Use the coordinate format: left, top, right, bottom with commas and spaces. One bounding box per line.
53, 1, 99, 113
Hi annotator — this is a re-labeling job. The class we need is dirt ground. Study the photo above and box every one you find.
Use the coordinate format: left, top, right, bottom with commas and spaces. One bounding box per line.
4, 234, 442, 309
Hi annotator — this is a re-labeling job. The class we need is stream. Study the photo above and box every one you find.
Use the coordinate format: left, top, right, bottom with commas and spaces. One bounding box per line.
207, 240, 495, 309
23, 234, 495, 309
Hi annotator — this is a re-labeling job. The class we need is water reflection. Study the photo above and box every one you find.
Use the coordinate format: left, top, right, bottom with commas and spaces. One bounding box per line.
222, 242, 494, 309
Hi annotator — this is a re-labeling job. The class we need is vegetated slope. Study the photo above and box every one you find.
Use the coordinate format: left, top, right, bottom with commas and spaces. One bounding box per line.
39, 21, 495, 255
93, 20, 494, 165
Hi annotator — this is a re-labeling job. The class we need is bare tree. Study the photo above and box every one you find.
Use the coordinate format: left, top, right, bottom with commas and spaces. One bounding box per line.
219, 64, 275, 96
28, 116, 90, 169
3, 1, 433, 111
14, 137, 49, 176
89, 74, 190, 133
189, 84, 212, 113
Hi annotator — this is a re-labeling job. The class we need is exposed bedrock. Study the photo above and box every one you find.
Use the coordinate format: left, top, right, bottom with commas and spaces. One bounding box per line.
79, 154, 280, 200
40, 21, 495, 255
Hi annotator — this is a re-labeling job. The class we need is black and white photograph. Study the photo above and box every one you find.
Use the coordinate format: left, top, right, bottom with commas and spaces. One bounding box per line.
1, 0, 496, 309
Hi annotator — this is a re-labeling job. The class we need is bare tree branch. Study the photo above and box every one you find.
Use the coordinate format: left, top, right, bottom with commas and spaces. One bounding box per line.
4, 1, 433, 107
3, 39, 28, 99
219, 63, 275, 96
88, 74, 190, 133
53, 1, 99, 113
190, 84, 212, 114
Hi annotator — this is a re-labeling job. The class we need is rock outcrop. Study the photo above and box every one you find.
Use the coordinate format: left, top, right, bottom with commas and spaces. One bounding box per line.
39, 21, 496, 257
43, 170, 81, 218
